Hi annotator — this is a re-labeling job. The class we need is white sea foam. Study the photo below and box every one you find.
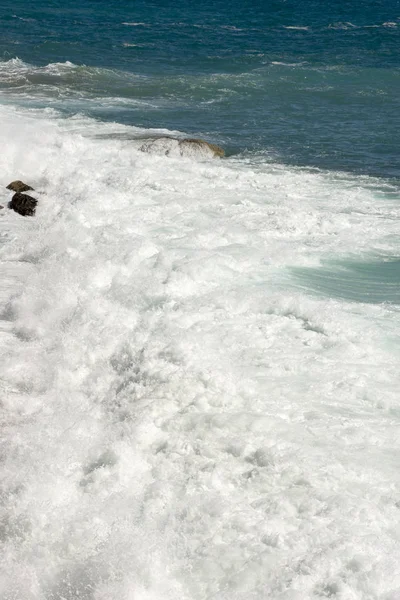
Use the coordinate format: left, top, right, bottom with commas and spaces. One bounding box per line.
121, 22, 150, 27
0, 57, 77, 79
220, 25, 244, 31
139, 137, 223, 159
1, 104, 400, 599
12, 14, 37, 22
0, 58, 147, 87
283, 26, 310, 31
0, 58, 158, 112
270, 61, 307, 66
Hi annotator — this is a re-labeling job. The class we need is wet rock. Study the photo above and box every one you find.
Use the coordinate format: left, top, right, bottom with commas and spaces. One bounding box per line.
6, 180, 34, 193
140, 137, 225, 159
180, 138, 225, 158
8, 193, 37, 216
140, 137, 179, 156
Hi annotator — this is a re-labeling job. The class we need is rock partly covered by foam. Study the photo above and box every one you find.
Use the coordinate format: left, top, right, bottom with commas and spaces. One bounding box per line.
140, 137, 225, 159
6, 180, 34, 193
8, 193, 37, 216
180, 138, 225, 158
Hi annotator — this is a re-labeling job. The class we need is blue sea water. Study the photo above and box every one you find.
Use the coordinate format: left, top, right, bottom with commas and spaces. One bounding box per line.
1, 2, 400, 599
1, 0, 400, 176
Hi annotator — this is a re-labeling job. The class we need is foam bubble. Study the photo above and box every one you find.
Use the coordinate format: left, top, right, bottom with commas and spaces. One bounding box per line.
284, 26, 310, 30
0, 104, 400, 599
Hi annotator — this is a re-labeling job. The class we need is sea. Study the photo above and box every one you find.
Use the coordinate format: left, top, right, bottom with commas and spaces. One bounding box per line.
0, 1, 400, 599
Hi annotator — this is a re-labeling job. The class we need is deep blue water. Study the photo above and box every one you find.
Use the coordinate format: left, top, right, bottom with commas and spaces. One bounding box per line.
1, 0, 400, 177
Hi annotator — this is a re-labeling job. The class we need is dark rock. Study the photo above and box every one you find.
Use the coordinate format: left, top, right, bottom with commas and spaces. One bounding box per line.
8, 193, 37, 216
0, 205, 3, 210
6, 180, 34, 193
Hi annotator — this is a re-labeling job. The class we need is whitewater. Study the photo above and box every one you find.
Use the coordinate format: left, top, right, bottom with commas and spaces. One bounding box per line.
0, 100, 400, 599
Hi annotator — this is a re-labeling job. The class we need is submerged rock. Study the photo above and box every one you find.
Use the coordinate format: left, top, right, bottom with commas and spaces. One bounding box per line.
140, 137, 225, 159
8, 193, 37, 216
6, 180, 34, 193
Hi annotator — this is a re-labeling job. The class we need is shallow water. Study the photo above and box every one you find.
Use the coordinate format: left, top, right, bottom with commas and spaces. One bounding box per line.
292, 257, 400, 304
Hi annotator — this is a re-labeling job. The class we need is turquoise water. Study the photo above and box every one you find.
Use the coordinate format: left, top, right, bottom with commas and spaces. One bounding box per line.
293, 257, 400, 304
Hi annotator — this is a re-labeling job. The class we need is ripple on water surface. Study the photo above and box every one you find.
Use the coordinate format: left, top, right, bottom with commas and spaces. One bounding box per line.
292, 257, 400, 304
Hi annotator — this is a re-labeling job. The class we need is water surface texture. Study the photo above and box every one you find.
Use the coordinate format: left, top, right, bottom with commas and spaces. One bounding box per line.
1, 0, 400, 174
1, 2, 400, 599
